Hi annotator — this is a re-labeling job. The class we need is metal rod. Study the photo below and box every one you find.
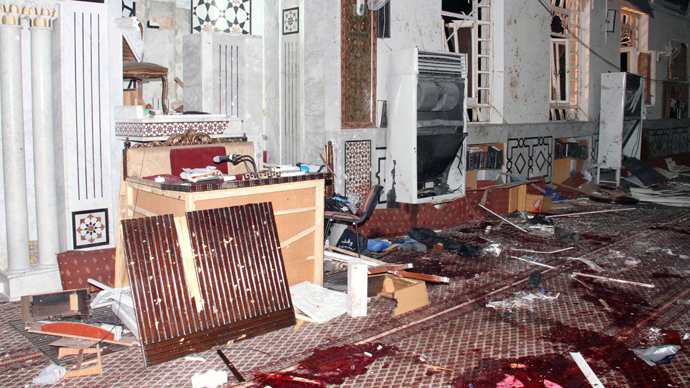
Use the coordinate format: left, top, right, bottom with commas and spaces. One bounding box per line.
509, 247, 574, 254
477, 203, 529, 233
217, 349, 245, 383
545, 208, 636, 218
572, 272, 655, 288
510, 256, 558, 269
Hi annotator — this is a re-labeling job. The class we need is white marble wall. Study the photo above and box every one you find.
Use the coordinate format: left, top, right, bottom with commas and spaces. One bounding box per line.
52, 1, 114, 251
500, 0, 550, 124
263, 0, 280, 165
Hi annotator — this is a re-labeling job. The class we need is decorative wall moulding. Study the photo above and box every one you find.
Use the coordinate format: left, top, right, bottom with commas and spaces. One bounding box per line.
0, 2, 58, 26
341, 0, 377, 129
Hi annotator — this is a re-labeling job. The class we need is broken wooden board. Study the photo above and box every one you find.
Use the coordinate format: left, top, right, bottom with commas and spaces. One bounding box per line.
49, 338, 97, 349
27, 322, 138, 347
368, 263, 413, 274
368, 274, 429, 317
21, 289, 91, 324
389, 270, 450, 284
64, 344, 102, 379
121, 202, 295, 366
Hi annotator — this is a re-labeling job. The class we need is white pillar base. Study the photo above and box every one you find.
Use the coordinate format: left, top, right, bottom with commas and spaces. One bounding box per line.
0, 267, 62, 301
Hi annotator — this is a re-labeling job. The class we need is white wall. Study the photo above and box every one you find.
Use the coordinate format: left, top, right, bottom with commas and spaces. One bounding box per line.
499, 0, 550, 124
642, 5, 690, 119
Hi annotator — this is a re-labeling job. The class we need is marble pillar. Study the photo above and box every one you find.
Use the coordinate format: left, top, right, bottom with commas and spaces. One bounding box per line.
30, 26, 59, 269
0, 23, 31, 274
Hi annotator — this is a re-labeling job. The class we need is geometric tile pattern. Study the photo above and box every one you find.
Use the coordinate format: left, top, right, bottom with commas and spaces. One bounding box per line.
647, 126, 690, 159
345, 140, 372, 204
282, 7, 298, 35
114, 121, 227, 137
192, 0, 251, 34
506, 136, 553, 183
72, 208, 109, 249
341, 0, 377, 128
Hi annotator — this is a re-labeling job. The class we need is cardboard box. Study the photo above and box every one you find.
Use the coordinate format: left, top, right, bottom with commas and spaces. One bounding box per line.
368, 274, 429, 317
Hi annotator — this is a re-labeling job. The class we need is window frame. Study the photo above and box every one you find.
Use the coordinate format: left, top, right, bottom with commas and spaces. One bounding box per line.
550, 37, 569, 105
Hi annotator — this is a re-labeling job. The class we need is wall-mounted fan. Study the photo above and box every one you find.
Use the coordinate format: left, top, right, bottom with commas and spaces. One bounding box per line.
658, 39, 682, 61
356, 0, 390, 15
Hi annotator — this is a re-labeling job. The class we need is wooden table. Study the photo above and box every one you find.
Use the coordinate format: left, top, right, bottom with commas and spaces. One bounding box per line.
115, 173, 329, 288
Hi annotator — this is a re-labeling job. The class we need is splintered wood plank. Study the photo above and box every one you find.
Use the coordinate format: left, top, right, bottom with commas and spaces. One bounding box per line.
389, 271, 450, 284
28, 322, 137, 347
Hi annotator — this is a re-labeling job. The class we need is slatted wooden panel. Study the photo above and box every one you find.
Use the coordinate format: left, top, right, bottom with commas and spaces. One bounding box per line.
121, 203, 295, 367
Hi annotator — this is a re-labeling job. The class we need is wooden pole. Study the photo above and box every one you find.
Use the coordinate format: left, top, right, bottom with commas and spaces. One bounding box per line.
546, 208, 636, 218
477, 203, 529, 233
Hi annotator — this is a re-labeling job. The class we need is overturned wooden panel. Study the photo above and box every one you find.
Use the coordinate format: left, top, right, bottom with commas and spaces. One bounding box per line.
21, 289, 91, 324
121, 204, 295, 367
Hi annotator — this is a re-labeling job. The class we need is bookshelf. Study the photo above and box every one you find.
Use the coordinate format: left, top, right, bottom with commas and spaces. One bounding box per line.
553, 138, 588, 184
466, 143, 504, 190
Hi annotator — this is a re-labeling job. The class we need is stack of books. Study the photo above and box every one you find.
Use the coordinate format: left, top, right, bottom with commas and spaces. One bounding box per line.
467, 145, 503, 170
555, 139, 588, 159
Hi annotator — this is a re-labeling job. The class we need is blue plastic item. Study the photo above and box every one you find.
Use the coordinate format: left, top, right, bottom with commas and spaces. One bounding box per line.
367, 239, 391, 252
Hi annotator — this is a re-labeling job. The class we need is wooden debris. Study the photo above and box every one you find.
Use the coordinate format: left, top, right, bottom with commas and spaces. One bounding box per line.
423, 364, 453, 371
571, 277, 593, 290
368, 263, 413, 274
28, 322, 138, 347
509, 247, 574, 254
252, 372, 325, 386
293, 320, 304, 331
572, 272, 655, 288
64, 344, 102, 379
389, 271, 450, 284
369, 274, 429, 317
599, 299, 613, 311
570, 352, 604, 388
566, 257, 604, 272
510, 256, 558, 270
477, 203, 529, 233
21, 289, 91, 324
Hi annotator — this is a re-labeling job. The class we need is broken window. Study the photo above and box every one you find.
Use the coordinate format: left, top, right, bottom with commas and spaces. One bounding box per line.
443, 0, 491, 122
551, 38, 568, 103
549, 0, 580, 121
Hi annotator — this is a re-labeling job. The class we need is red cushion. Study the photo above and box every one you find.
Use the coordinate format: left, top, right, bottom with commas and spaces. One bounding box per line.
169, 147, 229, 177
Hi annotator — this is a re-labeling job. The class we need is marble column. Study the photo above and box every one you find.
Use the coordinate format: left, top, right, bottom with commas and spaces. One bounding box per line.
30, 25, 59, 269
0, 23, 31, 273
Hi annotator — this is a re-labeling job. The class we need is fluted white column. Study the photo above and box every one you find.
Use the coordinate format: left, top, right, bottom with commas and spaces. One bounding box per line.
0, 23, 31, 273
30, 26, 59, 269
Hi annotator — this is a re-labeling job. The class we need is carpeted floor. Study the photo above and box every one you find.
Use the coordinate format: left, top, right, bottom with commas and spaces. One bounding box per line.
1, 202, 689, 387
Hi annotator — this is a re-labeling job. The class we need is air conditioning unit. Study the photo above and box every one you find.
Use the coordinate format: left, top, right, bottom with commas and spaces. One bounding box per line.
383, 48, 468, 204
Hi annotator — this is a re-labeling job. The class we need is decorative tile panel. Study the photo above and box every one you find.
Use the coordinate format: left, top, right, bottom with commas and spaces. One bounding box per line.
192, 0, 251, 34
345, 140, 372, 203
648, 127, 690, 159
115, 121, 227, 137
505, 136, 553, 183
341, 0, 377, 129
283, 7, 298, 35
72, 209, 109, 249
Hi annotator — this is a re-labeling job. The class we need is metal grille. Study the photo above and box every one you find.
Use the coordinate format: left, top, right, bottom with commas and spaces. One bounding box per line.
121, 203, 295, 367
418, 51, 467, 77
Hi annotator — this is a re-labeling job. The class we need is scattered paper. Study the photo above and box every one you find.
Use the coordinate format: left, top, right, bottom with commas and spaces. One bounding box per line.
290, 281, 348, 324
